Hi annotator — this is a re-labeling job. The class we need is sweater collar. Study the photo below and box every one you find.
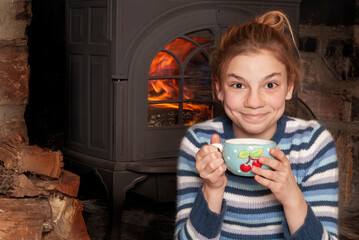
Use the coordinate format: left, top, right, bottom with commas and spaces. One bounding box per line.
270, 115, 288, 144
220, 115, 289, 142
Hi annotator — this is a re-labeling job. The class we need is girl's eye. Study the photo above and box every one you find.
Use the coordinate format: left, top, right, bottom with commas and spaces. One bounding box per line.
265, 82, 278, 89
232, 83, 244, 89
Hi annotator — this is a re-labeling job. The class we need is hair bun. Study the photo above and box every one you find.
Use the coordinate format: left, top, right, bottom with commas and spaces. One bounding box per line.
256, 11, 299, 57
256, 11, 288, 33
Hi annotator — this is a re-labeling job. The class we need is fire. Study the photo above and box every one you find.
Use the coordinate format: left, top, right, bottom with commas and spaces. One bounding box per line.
148, 79, 179, 102
149, 52, 178, 77
148, 37, 213, 126
183, 103, 213, 126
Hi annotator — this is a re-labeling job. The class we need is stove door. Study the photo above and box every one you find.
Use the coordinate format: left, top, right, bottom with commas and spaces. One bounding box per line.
127, 8, 252, 161
123, 4, 300, 162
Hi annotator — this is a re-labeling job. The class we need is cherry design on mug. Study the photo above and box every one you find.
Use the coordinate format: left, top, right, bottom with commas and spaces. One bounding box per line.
238, 148, 264, 172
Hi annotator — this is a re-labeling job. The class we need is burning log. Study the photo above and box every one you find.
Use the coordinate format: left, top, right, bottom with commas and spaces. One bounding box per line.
148, 106, 213, 127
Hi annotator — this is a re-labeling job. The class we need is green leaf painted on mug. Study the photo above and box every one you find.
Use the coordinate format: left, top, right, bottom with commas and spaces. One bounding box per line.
238, 150, 250, 159
250, 148, 263, 158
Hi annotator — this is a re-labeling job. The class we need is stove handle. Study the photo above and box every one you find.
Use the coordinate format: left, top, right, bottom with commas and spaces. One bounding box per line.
112, 75, 128, 82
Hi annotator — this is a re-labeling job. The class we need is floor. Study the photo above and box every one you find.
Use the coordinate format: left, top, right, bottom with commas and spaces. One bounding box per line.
80, 186, 176, 240
80, 189, 359, 240
118, 192, 176, 240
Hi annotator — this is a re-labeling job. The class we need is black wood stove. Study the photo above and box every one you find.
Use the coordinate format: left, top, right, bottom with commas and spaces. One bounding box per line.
64, 0, 301, 238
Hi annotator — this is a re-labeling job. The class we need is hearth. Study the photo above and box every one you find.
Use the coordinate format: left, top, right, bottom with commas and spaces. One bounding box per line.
63, 0, 301, 238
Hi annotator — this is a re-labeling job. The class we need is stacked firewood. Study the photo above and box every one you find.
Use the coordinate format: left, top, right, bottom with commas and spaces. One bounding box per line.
0, 135, 89, 240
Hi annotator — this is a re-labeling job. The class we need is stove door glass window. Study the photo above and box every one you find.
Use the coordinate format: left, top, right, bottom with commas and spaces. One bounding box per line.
148, 30, 214, 127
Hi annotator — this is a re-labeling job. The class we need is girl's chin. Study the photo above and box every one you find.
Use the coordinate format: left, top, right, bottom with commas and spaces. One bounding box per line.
233, 123, 266, 135
244, 127, 267, 136
233, 120, 277, 138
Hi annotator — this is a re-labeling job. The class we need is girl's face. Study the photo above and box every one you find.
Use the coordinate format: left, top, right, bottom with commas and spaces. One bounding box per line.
215, 50, 294, 139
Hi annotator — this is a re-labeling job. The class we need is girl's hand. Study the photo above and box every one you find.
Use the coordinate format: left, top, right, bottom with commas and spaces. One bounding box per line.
252, 146, 307, 234
195, 134, 227, 213
252, 146, 299, 204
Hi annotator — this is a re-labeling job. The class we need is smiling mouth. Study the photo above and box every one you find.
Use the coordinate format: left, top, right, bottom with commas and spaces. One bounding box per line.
241, 113, 267, 121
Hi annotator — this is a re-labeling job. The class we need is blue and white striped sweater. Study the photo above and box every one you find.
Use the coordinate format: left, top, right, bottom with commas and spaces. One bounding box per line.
176, 115, 338, 239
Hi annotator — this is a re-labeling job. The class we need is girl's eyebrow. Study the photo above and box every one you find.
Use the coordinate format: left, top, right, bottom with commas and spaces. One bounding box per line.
226, 72, 282, 81
226, 73, 244, 80
264, 72, 282, 80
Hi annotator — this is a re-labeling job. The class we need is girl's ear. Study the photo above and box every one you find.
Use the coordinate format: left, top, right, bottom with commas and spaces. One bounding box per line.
285, 75, 295, 100
215, 78, 224, 101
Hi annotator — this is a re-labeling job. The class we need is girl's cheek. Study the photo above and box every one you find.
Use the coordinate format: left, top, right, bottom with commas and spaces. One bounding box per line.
267, 94, 287, 108
272, 100, 285, 109
226, 96, 243, 108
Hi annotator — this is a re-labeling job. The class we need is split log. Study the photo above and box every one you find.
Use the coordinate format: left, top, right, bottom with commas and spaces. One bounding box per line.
0, 167, 80, 197
0, 196, 53, 240
43, 193, 90, 240
42, 170, 80, 197
0, 141, 63, 178
0, 166, 48, 197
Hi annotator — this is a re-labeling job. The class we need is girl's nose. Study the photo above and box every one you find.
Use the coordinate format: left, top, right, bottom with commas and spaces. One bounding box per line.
244, 89, 265, 108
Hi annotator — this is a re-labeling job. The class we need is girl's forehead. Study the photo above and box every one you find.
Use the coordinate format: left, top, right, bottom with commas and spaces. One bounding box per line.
230, 50, 280, 63
225, 53, 287, 76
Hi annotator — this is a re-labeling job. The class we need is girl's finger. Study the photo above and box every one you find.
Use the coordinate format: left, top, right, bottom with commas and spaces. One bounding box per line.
206, 155, 225, 171
254, 174, 273, 189
252, 165, 276, 181
198, 144, 221, 157
197, 152, 223, 174
211, 164, 227, 177
270, 146, 288, 163
202, 163, 227, 183
258, 156, 281, 171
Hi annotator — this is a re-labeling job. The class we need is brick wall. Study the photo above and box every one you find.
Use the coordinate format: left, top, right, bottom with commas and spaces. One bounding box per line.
299, 25, 359, 208
0, 0, 31, 142
298, 24, 359, 238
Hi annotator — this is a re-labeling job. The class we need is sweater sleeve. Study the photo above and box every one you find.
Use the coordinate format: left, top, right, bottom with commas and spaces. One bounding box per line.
282, 204, 331, 239
175, 126, 226, 239
188, 189, 226, 238
283, 124, 339, 240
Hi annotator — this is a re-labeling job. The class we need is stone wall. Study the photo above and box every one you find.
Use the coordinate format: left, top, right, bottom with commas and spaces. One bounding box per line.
0, 0, 31, 141
299, 24, 359, 238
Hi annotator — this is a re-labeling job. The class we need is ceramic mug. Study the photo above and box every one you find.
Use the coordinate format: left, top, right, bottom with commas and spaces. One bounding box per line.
212, 138, 276, 177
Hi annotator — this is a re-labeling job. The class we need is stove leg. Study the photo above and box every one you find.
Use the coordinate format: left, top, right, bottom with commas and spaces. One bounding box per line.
97, 169, 148, 240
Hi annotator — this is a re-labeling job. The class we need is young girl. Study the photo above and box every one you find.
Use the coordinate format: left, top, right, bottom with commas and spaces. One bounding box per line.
175, 11, 338, 239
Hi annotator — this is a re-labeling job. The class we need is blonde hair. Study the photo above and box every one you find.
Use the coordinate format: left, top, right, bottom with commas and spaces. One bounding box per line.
211, 11, 301, 97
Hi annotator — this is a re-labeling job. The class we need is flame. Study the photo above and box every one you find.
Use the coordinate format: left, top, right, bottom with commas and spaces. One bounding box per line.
149, 52, 178, 77
148, 37, 213, 125
148, 79, 178, 102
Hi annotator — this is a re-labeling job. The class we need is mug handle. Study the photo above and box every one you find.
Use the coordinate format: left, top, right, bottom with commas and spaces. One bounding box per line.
211, 143, 223, 152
